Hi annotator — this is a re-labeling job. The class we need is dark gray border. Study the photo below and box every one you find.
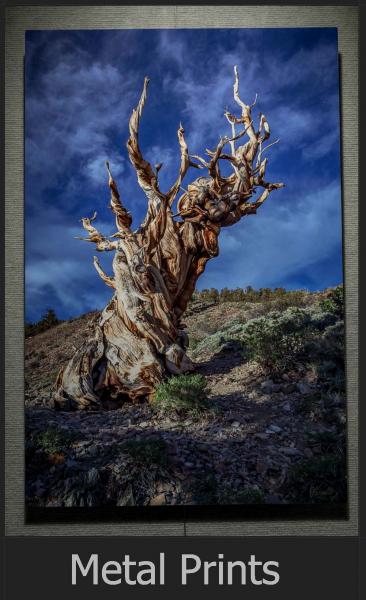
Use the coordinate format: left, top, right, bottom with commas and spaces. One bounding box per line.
4, 4, 359, 536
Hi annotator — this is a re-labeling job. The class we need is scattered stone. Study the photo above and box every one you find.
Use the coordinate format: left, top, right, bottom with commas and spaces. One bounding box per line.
86, 468, 100, 487
149, 493, 166, 506
266, 494, 282, 504
297, 382, 312, 395
256, 458, 267, 474
279, 447, 301, 456
261, 380, 275, 394
268, 424, 282, 433
255, 433, 269, 441
25, 292, 346, 508
283, 383, 297, 394
117, 483, 135, 506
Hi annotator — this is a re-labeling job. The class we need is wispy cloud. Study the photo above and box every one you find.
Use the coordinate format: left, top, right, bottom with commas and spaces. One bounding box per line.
25, 28, 342, 321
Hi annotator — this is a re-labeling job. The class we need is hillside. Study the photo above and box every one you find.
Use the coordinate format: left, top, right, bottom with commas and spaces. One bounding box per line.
25, 287, 346, 508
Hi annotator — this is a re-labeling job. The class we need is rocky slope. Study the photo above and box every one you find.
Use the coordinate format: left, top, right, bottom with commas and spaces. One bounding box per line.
25, 287, 347, 508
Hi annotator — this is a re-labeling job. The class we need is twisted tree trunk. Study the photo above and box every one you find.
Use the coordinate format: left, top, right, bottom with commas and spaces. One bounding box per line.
54, 68, 284, 410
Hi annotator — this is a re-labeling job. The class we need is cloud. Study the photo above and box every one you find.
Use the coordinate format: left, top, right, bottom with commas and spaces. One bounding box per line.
83, 152, 125, 187
198, 180, 342, 291
25, 29, 342, 321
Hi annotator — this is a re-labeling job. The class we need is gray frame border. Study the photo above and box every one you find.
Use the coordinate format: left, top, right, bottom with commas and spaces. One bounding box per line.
5, 4, 358, 536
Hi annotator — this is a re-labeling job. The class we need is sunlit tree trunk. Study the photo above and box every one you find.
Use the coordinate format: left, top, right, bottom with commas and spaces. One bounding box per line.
55, 68, 284, 410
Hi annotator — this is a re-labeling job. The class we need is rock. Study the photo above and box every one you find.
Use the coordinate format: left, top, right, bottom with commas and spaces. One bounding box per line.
255, 433, 269, 441
261, 380, 275, 394
283, 383, 297, 394
77, 440, 92, 448
279, 447, 301, 456
149, 493, 166, 506
231, 421, 241, 429
87, 445, 99, 457
117, 483, 135, 506
228, 413, 247, 425
86, 492, 98, 507
157, 482, 174, 494
256, 458, 267, 474
33, 480, 46, 497
297, 382, 312, 395
266, 494, 282, 504
282, 402, 292, 413
64, 490, 81, 507
268, 424, 282, 433
86, 468, 99, 487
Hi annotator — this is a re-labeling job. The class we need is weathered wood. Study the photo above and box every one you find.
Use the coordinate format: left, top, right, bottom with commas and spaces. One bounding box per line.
54, 67, 284, 410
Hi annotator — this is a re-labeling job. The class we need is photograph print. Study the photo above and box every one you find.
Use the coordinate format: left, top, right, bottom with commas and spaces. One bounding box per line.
25, 27, 346, 515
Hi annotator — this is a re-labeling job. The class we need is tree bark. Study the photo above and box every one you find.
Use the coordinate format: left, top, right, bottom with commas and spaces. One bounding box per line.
54, 69, 284, 410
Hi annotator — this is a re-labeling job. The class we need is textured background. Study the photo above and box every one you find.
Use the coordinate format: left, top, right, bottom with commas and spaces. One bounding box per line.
5, 5, 359, 536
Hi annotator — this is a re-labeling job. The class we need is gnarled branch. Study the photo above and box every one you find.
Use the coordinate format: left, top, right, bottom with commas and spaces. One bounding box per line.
105, 161, 132, 233
93, 256, 116, 288
75, 212, 117, 252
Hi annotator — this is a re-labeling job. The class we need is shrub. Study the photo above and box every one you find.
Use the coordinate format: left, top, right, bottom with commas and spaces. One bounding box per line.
286, 454, 347, 504
152, 374, 209, 416
190, 474, 264, 505
319, 285, 344, 318
25, 308, 62, 338
190, 473, 218, 504
240, 308, 314, 373
35, 428, 74, 455
285, 428, 346, 503
307, 320, 345, 392
218, 485, 265, 505
119, 437, 169, 467
192, 303, 342, 379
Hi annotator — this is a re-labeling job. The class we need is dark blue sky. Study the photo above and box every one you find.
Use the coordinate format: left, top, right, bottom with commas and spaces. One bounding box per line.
25, 28, 342, 322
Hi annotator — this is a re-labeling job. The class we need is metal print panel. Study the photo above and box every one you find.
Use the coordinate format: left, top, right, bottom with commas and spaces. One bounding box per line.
24, 27, 346, 517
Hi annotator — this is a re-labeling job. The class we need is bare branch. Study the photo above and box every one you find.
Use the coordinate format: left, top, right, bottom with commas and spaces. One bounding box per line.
225, 111, 237, 158
166, 123, 190, 205
126, 77, 160, 198
258, 113, 270, 142
262, 137, 280, 154
105, 161, 132, 232
250, 93, 258, 108
190, 154, 210, 168
93, 256, 116, 288
247, 181, 285, 213
76, 212, 117, 252
233, 65, 257, 142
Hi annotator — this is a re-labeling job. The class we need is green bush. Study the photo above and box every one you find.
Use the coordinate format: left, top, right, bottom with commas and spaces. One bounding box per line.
218, 486, 265, 505
285, 428, 346, 503
192, 303, 342, 379
240, 308, 314, 373
308, 320, 345, 392
152, 374, 209, 416
319, 285, 344, 318
119, 437, 169, 467
35, 428, 74, 455
286, 454, 347, 503
26, 308, 61, 338
190, 473, 264, 505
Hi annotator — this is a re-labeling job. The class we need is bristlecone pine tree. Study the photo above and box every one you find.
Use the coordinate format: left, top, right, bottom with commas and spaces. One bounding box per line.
55, 67, 284, 410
